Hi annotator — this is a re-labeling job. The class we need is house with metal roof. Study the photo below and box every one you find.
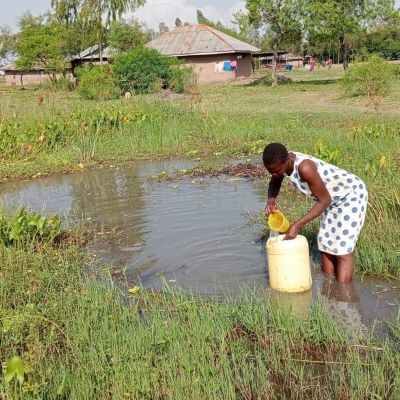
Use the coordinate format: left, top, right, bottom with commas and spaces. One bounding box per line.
70, 44, 116, 70
146, 25, 261, 84
2, 62, 73, 87
2, 44, 113, 86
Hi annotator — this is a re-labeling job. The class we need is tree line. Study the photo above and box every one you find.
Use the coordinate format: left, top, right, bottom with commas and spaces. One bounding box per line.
238, 0, 400, 84
0, 0, 399, 81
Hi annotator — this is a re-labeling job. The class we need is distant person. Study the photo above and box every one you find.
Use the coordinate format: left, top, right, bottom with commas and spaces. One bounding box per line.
263, 143, 368, 283
309, 57, 315, 71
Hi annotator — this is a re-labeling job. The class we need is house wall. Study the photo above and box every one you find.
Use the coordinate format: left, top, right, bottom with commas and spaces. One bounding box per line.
4, 70, 74, 86
71, 59, 110, 73
286, 59, 303, 68
179, 53, 253, 84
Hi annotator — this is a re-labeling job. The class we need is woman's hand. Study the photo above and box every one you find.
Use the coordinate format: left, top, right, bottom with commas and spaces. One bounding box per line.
265, 199, 278, 216
284, 222, 301, 240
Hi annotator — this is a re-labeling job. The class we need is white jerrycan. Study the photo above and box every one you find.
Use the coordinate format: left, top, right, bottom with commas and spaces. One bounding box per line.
266, 234, 312, 293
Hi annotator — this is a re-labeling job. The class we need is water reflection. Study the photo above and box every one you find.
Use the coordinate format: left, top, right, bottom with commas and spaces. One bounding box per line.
69, 166, 151, 269
321, 275, 366, 335
270, 289, 312, 318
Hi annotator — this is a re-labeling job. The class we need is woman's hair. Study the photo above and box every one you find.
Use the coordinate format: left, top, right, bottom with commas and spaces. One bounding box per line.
263, 143, 288, 165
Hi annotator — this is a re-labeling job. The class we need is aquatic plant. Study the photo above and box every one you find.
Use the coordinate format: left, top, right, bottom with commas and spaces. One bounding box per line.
0, 207, 62, 247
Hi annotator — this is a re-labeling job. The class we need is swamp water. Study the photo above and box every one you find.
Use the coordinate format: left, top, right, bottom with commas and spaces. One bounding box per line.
1, 160, 399, 335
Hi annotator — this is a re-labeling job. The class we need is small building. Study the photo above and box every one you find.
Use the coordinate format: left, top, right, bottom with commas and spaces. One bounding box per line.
70, 45, 115, 71
3, 63, 73, 86
253, 51, 303, 69
283, 53, 304, 68
3, 43, 113, 86
252, 51, 286, 70
146, 25, 261, 84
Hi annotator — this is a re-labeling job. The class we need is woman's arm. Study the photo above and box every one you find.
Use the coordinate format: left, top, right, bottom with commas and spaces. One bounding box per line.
266, 175, 284, 215
284, 160, 332, 240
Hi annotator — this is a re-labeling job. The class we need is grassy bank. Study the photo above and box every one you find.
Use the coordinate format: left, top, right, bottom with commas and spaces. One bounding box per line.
1, 68, 400, 398
1, 221, 399, 399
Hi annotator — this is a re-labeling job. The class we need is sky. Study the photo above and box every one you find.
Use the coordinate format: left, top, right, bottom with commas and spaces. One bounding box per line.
1, 0, 400, 32
0, 0, 245, 31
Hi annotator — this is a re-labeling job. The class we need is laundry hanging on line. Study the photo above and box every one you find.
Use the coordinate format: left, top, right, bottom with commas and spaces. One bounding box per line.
223, 61, 232, 72
215, 60, 236, 73
215, 62, 224, 73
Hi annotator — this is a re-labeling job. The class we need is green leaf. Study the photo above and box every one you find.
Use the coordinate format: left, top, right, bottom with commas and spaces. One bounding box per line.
4, 356, 24, 385
128, 286, 141, 294
1, 319, 13, 334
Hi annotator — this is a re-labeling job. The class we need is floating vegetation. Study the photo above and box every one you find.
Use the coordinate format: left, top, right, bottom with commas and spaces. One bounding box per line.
149, 162, 269, 182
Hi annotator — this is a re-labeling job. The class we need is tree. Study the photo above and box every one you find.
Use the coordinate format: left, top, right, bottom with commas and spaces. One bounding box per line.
304, 0, 371, 69
246, 0, 303, 85
361, 0, 396, 30
51, 1, 99, 56
196, 9, 251, 42
361, 1, 400, 59
196, 10, 209, 24
0, 25, 17, 61
83, 0, 146, 61
80, 0, 146, 26
60, 20, 99, 56
17, 11, 46, 30
16, 25, 68, 85
158, 22, 169, 35
51, 0, 146, 62
175, 17, 182, 27
364, 7, 400, 59
231, 10, 261, 46
107, 19, 152, 52
51, 0, 81, 24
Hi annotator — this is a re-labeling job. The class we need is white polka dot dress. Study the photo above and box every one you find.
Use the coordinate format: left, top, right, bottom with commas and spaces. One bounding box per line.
286, 152, 368, 256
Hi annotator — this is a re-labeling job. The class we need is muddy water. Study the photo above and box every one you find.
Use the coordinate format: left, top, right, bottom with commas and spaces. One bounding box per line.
1, 160, 399, 334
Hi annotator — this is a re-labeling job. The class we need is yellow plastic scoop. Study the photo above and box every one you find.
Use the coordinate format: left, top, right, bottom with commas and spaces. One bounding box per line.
268, 211, 290, 233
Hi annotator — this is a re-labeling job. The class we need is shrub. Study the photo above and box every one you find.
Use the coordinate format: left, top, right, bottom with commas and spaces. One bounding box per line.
76, 65, 121, 100
169, 65, 198, 94
250, 70, 273, 86
342, 55, 393, 99
113, 47, 192, 94
44, 76, 74, 91
313, 140, 343, 165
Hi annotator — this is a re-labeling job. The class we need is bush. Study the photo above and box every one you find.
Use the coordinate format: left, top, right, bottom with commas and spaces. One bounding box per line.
76, 65, 121, 100
113, 47, 193, 94
342, 55, 393, 99
44, 76, 74, 91
169, 65, 198, 94
249, 70, 273, 86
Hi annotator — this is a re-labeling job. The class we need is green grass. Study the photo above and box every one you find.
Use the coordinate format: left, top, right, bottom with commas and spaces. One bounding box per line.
1, 65, 400, 397
1, 230, 399, 399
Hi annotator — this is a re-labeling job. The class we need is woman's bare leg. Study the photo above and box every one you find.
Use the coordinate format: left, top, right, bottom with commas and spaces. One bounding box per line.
336, 253, 354, 283
321, 251, 336, 275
